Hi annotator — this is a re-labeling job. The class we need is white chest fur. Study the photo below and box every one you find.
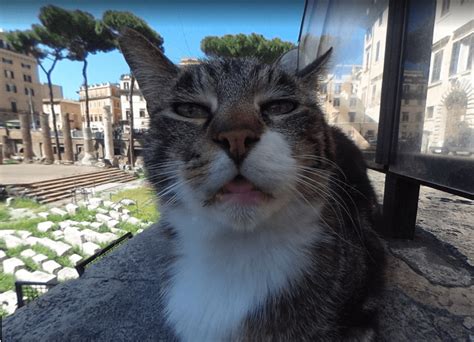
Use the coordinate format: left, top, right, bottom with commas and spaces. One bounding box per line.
164, 207, 323, 341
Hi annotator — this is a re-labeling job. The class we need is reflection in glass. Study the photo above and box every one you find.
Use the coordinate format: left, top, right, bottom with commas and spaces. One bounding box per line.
298, 0, 389, 154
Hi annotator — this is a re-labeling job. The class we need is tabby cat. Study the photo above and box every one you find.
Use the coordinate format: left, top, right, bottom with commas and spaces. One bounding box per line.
119, 28, 385, 341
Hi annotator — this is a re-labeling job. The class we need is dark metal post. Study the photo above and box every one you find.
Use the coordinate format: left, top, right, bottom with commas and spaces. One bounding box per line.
381, 172, 420, 238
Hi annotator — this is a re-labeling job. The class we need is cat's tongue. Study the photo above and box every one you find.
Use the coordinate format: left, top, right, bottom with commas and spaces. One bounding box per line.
221, 178, 265, 205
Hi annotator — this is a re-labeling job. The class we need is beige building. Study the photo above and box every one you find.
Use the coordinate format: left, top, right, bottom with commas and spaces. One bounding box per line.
320, 65, 378, 149
179, 58, 200, 66
42, 98, 82, 130
422, 0, 474, 153
41, 83, 63, 100
0, 32, 43, 127
120, 74, 149, 131
78, 82, 121, 132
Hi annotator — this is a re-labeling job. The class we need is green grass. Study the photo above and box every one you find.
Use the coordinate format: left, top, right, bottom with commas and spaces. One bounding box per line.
56, 255, 73, 268
0, 273, 15, 293
31, 245, 57, 260
22, 257, 40, 272
0, 307, 9, 318
0, 207, 10, 221
111, 186, 159, 223
0, 217, 43, 231
117, 221, 142, 235
9, 198, 42, 210
5, 245, 26, 258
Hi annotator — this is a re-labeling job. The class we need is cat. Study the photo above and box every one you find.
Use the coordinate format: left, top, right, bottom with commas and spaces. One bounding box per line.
119, 28, 385, 341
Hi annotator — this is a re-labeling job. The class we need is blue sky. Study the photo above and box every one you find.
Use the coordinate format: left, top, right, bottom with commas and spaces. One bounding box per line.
0, 0, 305, 99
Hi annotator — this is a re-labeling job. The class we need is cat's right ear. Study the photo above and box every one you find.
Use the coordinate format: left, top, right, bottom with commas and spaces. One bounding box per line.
295, 47, 332, 86
118, 28, 179, 108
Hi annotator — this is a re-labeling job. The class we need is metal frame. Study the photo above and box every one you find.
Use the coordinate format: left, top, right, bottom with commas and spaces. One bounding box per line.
299, 0, 473, 239
15, 280, 59, 308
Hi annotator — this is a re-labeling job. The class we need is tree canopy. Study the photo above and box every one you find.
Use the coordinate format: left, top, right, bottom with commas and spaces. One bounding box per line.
201, 33, 296, 63
100, 10, 164, 51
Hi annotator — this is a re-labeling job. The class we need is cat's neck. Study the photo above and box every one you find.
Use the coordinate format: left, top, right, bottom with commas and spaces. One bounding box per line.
163, 203, 326, 341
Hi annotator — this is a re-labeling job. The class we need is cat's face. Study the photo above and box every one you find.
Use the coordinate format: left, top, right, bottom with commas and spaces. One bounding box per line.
120, 29, 334, 232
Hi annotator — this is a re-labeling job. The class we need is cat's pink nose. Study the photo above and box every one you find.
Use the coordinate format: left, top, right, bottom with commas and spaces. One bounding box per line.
216, 129, 260, 163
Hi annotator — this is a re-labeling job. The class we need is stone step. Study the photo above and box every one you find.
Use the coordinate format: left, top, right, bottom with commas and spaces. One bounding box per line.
26, 169, 124, 188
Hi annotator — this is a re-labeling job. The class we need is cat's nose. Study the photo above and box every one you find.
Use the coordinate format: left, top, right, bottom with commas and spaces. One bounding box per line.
215, 129, 260, 164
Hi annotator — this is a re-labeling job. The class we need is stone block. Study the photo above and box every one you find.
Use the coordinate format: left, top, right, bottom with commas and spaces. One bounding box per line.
2, 235, 26, 249
50, 208, 68, 217
68, 254, 82, 265
90, 222, 103, 230
82, 242, 101, 256
110, 228, 127, 235
0, 250, 7, 262
15, 269, 57, 284
52, 231, 64, 240
15, 230, 32, 239
120, 199, 136, 206
26, 236, 39, 246
57, 267, 79, 282
37, 221, 54, 232
108, 210, 121, 220
65, 203, 79, 215
0, 290, 17, 315
79, 221, 90, 227
3, 257, 25, 274
121, 214, 130, 222
59, 220, 80, 230
37, 238, 71, 257
88, 197, 103, 207
0, 230, 14, 237
96, 213, 111, 223
137, 229, 144, 234
20, 249, 36, 258
38, 212, 50, 219
87, 204, 99, 211
122, 209, 131, 215
107, 219, 119, 229
6, 197, 14, 206
42, 260, 62, 275
96, 208, 108, 215
32, 254, 48, 265
103, 200, 114, 208
63, 227, 85, 247
127, 217, 141, 225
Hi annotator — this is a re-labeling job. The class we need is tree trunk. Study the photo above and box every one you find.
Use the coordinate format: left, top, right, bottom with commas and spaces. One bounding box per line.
81, 59, 96, 165
47, 73, 61, 161
129, 75, 135, 167
18, 112, 34, 162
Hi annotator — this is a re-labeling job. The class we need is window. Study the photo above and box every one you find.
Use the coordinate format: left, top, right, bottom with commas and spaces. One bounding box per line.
6, 84, 17, 93
431, 50, 443, 82
334, 84, 342, 94
333, 98, 340, 107
348, 112, 356, 122
441, 0, 450, 16
403, 84, 410, 94
404, 98, 410, 105
450, 35, 473, 75
11, 101, 17, 113
349, 98, 357, 107
401, 112, 409, 122
23, 74, 32, 82
126, 110, 131, 118
365, 48, 371, 69
139, 109, 146, 118
21, 63, 31, 69
416, 112, 422, 122
375, 41, 380, 62
4, 70, 14, 79
2, 58, 13, 64
426, 106, 434, 119
124, 82, 129, 90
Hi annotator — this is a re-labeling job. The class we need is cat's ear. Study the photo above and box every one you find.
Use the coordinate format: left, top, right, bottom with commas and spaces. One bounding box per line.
274, 48, 298, 73
295, 47, 333, 84
118, 28, 179, 107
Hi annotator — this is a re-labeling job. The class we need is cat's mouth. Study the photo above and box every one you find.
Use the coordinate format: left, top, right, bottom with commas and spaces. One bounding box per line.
213, 175, 271, 205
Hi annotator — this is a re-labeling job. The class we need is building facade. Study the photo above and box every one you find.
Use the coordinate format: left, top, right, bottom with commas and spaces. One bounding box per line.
119, 74, 149, 131
422, 0, 474, 152
78, 82, 121, 132
42, 98, 82, 131
0, 32, 43, 127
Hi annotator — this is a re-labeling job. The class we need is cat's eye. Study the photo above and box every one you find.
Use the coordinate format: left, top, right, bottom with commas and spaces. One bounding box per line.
173, 103, 210, 119
261, 100, 296, 116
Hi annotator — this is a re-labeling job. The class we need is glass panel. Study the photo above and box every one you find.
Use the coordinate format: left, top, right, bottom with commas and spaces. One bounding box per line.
393, 0, 474, 195
298, 0, 389, 158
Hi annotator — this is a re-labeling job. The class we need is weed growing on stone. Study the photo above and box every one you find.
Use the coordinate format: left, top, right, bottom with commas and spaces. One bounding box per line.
0, 273, 15, 293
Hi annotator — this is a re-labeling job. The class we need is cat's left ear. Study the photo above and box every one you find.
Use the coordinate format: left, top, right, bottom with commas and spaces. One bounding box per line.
119, 28, 179, 108
274, 48, 298, 73
295, 47, 333, 85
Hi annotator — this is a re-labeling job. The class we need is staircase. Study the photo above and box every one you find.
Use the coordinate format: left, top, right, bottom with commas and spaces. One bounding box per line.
8, 169, 137, 204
